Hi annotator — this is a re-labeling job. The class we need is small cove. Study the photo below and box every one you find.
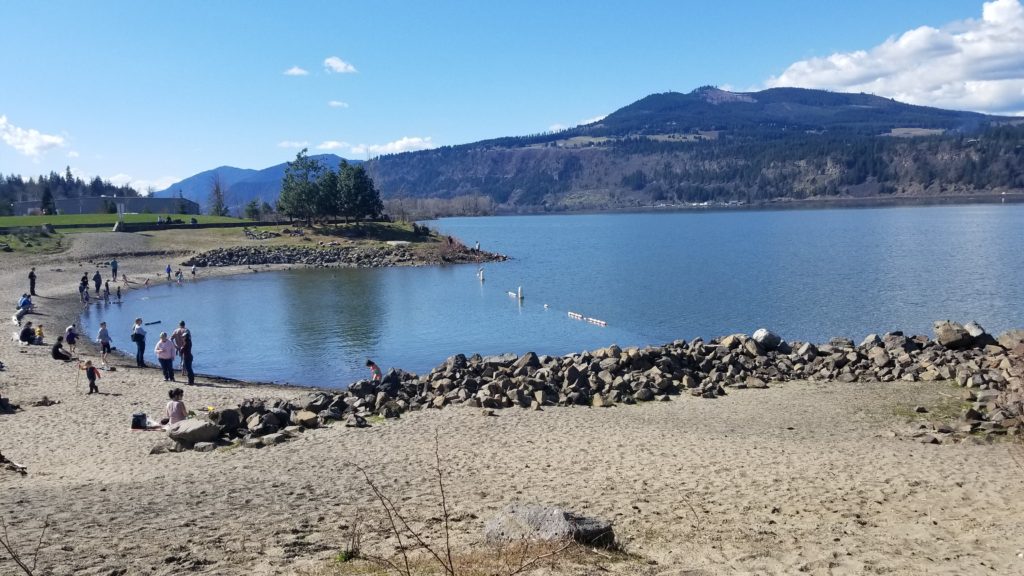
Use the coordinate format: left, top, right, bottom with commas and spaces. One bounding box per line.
80, 204, 1024, 387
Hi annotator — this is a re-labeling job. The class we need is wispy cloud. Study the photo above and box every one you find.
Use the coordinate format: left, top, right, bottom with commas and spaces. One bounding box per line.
327, 100, 350, 108
324, 56, 357, 74
765, 0, 1024, 114
548, 123, 568, 132
316, 140, 352, 151
67, 150, 80, 158
350, 136, 436, 157
278, 140, 309, 149
0, 115, 65, 157
283, 66, 309, 76
107, 173, 179, 194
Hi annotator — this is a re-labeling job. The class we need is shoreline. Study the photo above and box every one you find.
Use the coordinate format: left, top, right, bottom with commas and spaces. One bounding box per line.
3, 232, 1024, 576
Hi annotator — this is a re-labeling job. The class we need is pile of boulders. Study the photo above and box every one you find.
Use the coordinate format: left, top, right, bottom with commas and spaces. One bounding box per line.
151, 321, 1022, 454
183, 245, 418, 268
183, 244, 506, 269
243, 228, 280, 240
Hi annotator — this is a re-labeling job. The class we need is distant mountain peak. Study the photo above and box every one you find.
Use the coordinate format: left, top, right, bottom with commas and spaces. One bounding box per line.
691, 86, 757, 105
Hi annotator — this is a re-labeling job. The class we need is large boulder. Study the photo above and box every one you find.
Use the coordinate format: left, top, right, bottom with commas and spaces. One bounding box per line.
290, 409, 319, 428
752, 328, 782, 351
933, 321, 973, 349
167, 419, 220, 444
208, 407, 241, 430
964, 321, 996, 347
997, 329, 1024, 350
483, 503, 615, 548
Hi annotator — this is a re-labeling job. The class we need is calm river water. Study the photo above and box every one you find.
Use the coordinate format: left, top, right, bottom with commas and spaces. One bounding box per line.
80, 204, 1024, 388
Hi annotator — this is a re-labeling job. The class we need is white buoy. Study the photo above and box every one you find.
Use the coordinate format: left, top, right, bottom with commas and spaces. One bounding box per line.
517, 286, 523, 300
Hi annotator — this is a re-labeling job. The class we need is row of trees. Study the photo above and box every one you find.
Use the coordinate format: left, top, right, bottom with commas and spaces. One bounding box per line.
0, 167, 140, 215
277, 150, 383, 224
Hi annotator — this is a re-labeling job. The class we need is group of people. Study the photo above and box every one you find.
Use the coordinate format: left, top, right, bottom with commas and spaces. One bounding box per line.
133, 318, 195, 385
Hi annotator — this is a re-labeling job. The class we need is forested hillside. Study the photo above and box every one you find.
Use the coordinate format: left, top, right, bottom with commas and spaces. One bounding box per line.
366, 87, 1024, 211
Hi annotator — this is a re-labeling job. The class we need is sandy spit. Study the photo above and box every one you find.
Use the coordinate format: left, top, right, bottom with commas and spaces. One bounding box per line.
1, 232, 1023, 576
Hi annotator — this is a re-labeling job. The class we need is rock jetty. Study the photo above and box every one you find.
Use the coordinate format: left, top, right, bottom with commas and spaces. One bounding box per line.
183, 244, 506, 268
154, 320, 1021, 453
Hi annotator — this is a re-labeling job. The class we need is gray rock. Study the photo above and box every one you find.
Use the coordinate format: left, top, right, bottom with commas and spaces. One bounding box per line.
209, 407, 242, 431
752, 328, 782, 351
997, 329, 1024, 350
290, 409, 319, 428
483, 503, 615, 548
193, 442, 217, 452
261, 433, 287, 446
859, 334, 882, 348
934, 321, 973, 349
167, 420, 220, 444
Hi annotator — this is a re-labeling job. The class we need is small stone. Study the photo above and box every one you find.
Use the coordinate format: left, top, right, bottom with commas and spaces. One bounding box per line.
914, 406, 928, 414
193, 442, 216, 452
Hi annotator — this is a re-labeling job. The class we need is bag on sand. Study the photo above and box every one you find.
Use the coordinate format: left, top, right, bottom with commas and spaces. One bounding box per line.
131, 412, 147, 429
167, 419, 220, 444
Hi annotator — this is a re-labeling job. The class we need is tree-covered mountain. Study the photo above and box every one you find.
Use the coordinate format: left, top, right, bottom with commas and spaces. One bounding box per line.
154, 154, 356, 213
363, 87, 1024, 211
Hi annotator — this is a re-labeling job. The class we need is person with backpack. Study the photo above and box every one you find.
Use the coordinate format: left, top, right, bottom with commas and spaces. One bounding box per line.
131, 318, 147, 367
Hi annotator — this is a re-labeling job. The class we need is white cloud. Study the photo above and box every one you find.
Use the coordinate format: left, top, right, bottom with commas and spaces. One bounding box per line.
324, 56, 357, 74
283, 66, 309, 76
107, 173, 179, 194
579, 114, 607, 125
548, 123, 568, 132
327, 100, 349, 108
765, 0, 1024, 114
350, 136, 436, 157
0, 115, 65, 157
316, 140, 352, 150
67, 150, 80, 158
278, 140, 309, 148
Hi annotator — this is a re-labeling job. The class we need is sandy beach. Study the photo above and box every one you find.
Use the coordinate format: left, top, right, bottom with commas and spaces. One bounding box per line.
2, 232, 1024, 576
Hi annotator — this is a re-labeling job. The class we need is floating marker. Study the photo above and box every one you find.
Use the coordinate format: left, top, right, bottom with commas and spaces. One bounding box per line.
568, 311, 606, 326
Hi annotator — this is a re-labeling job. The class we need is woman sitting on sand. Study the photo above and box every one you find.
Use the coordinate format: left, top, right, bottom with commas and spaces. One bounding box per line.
51, 336, 72, 362
161, 388, 187, 427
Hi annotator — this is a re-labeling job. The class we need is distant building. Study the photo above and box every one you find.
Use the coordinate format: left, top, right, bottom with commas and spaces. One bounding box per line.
14, 196, 200, 216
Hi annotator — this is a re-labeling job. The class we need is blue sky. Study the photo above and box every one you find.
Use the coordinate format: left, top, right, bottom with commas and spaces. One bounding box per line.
2, 0, 1020, 193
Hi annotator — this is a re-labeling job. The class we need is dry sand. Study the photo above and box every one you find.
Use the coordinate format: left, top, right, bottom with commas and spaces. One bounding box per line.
1, 232, 1024, 575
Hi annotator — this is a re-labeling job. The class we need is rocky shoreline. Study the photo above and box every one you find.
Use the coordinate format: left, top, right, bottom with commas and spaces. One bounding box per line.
157, 320, 1023, 454
183, 243, 507, 268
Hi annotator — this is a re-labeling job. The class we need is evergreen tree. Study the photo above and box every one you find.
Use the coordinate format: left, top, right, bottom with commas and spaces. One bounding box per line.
40, 186, 56, 214
350, 165, 383, 221
244, 199, 261, 220
277, 149, 323, 224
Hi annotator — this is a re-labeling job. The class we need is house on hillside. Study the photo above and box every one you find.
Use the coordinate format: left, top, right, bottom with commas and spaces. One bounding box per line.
13, 196, 200, 216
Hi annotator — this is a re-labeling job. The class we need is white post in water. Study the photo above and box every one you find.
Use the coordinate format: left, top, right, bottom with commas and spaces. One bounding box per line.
517, 285, 523, 300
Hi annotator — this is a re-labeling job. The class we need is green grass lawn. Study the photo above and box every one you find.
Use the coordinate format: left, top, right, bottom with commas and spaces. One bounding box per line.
0, 213, 247, 228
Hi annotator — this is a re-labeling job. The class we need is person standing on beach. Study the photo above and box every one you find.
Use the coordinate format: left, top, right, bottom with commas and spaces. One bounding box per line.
92, 270, 102, 295
165, 264, 172, 280
170, 321, 188, 370
78, 275, 88, 302
366, 359, 382, 383
97, 321, 111, 367
115, 285, 122, 302
110, 258, 118, 280
191, 264, 196, 279
131, 318, 147, 367
102, 281, 111, 303
181, 330, 195, 385
28, 267, 37, 296
64, 324, 78, 356
80, 360, 101, 394
154, 332, 176, 381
